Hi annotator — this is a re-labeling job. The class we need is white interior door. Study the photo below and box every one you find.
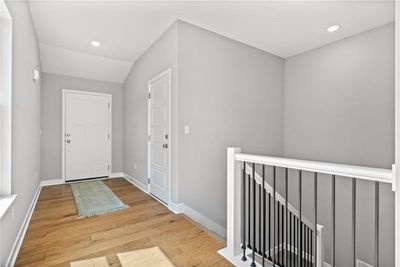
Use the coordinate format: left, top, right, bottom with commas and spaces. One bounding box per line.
64, 91, 111, 181
149, 70, 170, 204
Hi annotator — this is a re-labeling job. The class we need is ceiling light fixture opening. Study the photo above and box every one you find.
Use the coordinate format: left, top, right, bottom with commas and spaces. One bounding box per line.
326, 25, 341, 33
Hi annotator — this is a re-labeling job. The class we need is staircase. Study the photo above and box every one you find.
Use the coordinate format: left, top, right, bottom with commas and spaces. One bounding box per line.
219, 147, 394, 267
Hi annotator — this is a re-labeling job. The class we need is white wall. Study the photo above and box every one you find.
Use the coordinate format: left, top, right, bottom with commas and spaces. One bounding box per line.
40, 73, 124, 181
284, 23, 395, 267
177, 21, 285, 227
0, 1, 42, 265
124, 22, 179, 201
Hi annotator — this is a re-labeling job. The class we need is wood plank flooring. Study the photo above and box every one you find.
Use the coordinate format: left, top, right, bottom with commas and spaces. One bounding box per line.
15, 178, 232, 267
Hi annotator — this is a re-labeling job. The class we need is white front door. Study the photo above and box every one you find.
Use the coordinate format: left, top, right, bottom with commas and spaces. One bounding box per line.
148, 70, 170, 203
64, 91, 111, 181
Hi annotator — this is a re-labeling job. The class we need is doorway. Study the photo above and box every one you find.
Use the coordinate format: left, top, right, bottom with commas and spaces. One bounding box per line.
62, 90, 112, 182
148, 69, 171, 204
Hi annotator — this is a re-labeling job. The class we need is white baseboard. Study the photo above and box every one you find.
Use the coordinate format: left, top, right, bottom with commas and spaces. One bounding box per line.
41, 179, 64, 187
6, 183, 42, 267
168, 201, 184, 214
109, 172, 124, 178
122, 173, 149, 193
179, 203, 226, 238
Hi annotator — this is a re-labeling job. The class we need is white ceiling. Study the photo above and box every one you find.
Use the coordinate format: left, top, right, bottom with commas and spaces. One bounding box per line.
28, 1, 395, 83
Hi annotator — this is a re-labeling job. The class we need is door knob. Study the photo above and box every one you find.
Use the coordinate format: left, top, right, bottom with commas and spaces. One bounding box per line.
163, 143, 168, 148
66, 139, 71, 143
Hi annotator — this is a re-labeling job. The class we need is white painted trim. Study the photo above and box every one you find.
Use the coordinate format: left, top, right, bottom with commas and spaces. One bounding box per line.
123, 173, 149, 193
61, 89, 112, 182
236, 153, 393, 184
6, 184, 41, 267
0, 0, 12, 196
395, 2, 400, 266
147, 68, 172, 206
179, 203, 226, 238
41, 179, 64, 187
109, 172, 124, 178
0, 194, 16, 219
168, 201, 183, 214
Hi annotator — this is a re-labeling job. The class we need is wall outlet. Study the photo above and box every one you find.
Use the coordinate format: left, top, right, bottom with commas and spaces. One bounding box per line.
134, 163, 137, 170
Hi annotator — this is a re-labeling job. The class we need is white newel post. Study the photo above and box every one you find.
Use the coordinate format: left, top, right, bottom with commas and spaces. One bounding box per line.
316, 225, 324, 267
226, 147, 242, 258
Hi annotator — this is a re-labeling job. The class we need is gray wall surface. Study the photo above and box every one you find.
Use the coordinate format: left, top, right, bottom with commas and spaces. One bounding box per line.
177, 21, 285, 227
40, 73, 124, 180
123, 23, 179, 201
1, 1, 42, 265
284, 23, 395, 267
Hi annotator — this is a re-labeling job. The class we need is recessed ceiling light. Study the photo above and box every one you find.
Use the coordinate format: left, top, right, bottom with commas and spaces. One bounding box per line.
326, 25, 341, 33
91, 40, 101, 47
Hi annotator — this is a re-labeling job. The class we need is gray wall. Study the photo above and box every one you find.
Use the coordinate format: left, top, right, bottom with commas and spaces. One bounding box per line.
1, 1, 42, 265
284, 23, 395, 267
40, 73, 124, 181
177, 21, 285, 227
124, 23, 179, 201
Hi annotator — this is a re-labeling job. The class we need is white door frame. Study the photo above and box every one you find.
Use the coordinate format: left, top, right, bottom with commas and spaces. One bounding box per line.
62, 89, 112, 182
147, 68, 172, 205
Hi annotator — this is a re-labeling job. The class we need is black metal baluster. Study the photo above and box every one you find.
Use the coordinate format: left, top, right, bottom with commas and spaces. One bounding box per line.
251, 163, 256, 267
268, 193, 272, 262
273, 166, 276, 267
263, 165, 266, 267
310, 229, 313, 267
242, 162, 247, 261
278, 202, 280, 265
282, 204, 285, 266
375, 181, 379, 267
289, 212, 292, 267
299, 171, 303, 267
285, 168, 289, 267
259, 179, 262, 255
296, 217, 299, 267
248, 171, 251, 249
332, 175, 336, 267
352, 178, 356, 267
314, 173, 318, 267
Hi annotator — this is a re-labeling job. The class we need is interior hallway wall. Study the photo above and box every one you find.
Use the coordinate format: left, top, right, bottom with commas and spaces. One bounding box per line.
40, 73, 124, 181
0, 1, 42, 265
177, 20, 285, 228
284, 23, 395, 267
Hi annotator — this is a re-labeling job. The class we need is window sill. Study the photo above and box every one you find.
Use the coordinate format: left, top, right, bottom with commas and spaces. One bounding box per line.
0, 194, 17, 219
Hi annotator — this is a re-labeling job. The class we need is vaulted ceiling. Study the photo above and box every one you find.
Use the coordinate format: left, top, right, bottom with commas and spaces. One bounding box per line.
28, 1, 395, 83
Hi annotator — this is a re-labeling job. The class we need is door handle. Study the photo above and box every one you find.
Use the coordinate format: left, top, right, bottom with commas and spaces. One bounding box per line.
66, 139, 71, 143
163, 143, 168, 148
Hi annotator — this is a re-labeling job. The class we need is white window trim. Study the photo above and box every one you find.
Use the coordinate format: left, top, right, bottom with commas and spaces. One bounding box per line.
0, 0, 15, 219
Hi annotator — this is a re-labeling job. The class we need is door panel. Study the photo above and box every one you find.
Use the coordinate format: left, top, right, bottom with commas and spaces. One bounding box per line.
149, 70, 170, 203
64, 91, 111, 181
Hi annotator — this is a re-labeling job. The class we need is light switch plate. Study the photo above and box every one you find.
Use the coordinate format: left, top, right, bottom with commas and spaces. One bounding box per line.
184, 125, 190, 135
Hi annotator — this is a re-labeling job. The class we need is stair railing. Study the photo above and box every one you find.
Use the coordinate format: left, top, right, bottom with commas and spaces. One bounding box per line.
221, 147, 394, 267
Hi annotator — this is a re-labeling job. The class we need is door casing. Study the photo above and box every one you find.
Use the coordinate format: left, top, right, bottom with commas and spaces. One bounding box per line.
147, 68, 172, 205
62, 89, 112, 182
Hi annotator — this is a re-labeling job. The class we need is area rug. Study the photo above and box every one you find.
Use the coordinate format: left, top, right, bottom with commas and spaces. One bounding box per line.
117, 247, 175, 267
70, 256, 109, 267
70, 180, 128, 218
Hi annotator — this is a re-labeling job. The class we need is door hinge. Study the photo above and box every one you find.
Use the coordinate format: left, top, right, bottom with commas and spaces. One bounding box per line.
148, 92, 151, 99
108, 133, 110, 139
108, 165, 110, 170
108, 102, 110, 108
148, 135, 150, 141
148, 178, 150, 184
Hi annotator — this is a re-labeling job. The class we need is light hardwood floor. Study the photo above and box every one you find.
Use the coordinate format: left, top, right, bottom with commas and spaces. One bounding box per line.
15, 178, 232, 267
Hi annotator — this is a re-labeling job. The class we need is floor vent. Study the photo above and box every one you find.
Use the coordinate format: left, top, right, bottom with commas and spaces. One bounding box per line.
357, 259, 374, 267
